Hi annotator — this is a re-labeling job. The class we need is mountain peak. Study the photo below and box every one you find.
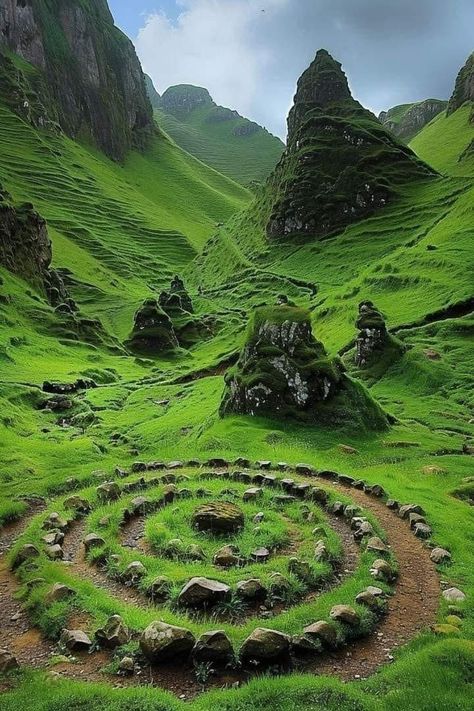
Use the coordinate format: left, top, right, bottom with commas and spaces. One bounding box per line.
447, 52, 474, 116
160, 85, 214, 117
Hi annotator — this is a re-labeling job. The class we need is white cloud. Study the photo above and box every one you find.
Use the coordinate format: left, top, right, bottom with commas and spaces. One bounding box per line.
136, 0, 289, 134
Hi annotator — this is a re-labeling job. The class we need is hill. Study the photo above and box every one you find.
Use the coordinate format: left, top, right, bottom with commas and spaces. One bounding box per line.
150, 82, 285, 186
379, 98, 447, 141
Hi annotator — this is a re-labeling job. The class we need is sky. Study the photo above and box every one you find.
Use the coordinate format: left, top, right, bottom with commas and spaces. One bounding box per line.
108, 0, 474, 140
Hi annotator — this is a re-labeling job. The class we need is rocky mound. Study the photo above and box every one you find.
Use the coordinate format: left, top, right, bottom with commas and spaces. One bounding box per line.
0, 0, 153, 160
379, 100, 447, 141
126, 298, 178, 353
355, 301, 404, 369
266, 49, 435, 241
159, 276, 194, 317
220, 302, 388, 429
159, 85, 213, 118
447, 52, 474, 116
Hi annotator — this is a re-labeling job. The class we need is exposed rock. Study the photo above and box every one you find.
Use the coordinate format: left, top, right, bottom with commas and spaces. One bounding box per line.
192, 502, 244, 533
63, 496, 91, 514
118, 656, 135, 675
355, 301, 404, 369
213, 545, 241, 568
0, 648, 19, 672
430, 548, 451, 564
251, 547, 270, 563
239, 628, 290, 663
0, 0, 154, 160
370, 559, 394, 582
192, 630, 233, 664
96, 615, 130, 649
60, 629, 92, 651
159, 84, 213, 117
221, 303, 388, 428
159, 275, 193, 316
366, 536, 388, 554
187, 544, 206, 561
97, 481, 121, 503
12, 544, 39, 569
45, 583, 75, 604
126, 299, 178, 353
303, 620, 338, 648
288, 557, 311, 581
268, 572, 290, 594
447, 52, 474, 116
140, 621, 195, 662
330, 605, 360, 626
236, 578, 267, 600
442, 587, 466, 603
43, 513, 68, 531
45, 543, 63, 560
83, 533, 105, 553
148, 576, 171, 602
398, 504, 425, 520
265, 49, 433, 241
413, 522, 432, 539
178, 577, 230, 607
122, 561, 147, 582
42, 531, 64, 546
379, 99, 447, 141
243, 487, 263, 501
352, 519, 374, 540
355, 590, 379, 610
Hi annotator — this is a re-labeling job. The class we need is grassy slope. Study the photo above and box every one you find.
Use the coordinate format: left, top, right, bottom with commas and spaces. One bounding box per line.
1, 100, 474, 711
409, 103, 474, 176
155, 105, 284, 186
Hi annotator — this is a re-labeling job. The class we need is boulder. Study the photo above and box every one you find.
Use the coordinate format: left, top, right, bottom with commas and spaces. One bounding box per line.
178, 577, 230, 607
96, 615, 130, 649
269, 573, 290, 594
330, 605, 360, 626
213, 545, 241, 568
63, 496, 91, 514
291, 634, 322, 655
442, 587, 466, 603
355, 590, 379, 610
408, 513, 426, 528
398, 504, 424, 520
251, 547, 270, 563
240, 628, 290, 663
83, 533, 105, 553
43, 512, 68, 531
96, 481, 121, 503
140, 621, 195, 662
118, 656, 135, 675
295, 464, 315, 476
386, 499, 399, 510
45, 544, 63, 560
187, 544, 206, 562
256, 461, 272, 470
123, 561, 147, 582
303, 620, 338, 649
42, 531, 64, 546
352, 519, 373, 540
129, 496, 153, 515
366, 536, 388, 554
310, 488, 328, 505
45, 583, 75, 604
126, 299, 178, 353
281, 479, 295, 492
148, 576, 171, 602
413, 522, 432, 539
370, 559, 394, 582
192, 630, 233, 664
236, 578, 267, 600
366, 585, 385, 597
0, 649, 19, 672
243, 487, 263, 502
12, 544, 40, 569
430, 547, 451, 564
193, 502, 244, 533
60, 629, 92, 651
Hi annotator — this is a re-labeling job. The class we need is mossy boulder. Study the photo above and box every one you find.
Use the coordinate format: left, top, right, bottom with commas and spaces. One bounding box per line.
354, 301, 404, 371
221, 304, 388, 430
192, 502, 244, 534
126, 298, 178, 353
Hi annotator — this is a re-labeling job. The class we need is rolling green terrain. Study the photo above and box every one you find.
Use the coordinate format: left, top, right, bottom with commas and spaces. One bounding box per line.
0, 6, 473, 711
153, 83, 284, 186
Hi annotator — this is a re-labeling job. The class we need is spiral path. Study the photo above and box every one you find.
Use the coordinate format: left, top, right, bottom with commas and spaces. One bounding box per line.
0, 460, 440, 696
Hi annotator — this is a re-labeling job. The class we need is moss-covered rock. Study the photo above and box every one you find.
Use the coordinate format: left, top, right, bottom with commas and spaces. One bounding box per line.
126, 298, 178, 353
220, 303, 388, 430
447, 52, 474, 117
355, 300, 405, 371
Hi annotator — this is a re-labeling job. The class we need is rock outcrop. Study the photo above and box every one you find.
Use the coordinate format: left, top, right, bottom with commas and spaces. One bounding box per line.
159, 275, 194, 316
354, 301, 404, 371
221, 302, 388, 429
379, 99, 447, 141
159, 84, 213, 118
126, 298, 178, 353
266, 49, 434, 241
447, 52, 474, 116
0, 0, 154, 160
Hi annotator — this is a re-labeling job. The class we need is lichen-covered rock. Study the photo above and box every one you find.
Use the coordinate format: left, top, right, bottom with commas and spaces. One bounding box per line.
330, 604, 360, 626
355, 301, 404, 369
96, 481, 121, 503
12, 544, 39, 569
430, 547, 451, 564
213, 544, 241, 568
221, 304, 388, 429
126, 299, 178, 353
139, 621, 195, 662
240, 628, 290, 663
192, 502, 244, 533
96, 615, 130, 649
265, 49, 434, 241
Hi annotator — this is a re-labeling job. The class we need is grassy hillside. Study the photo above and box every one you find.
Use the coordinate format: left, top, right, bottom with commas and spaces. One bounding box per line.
155, 98, 284, 186
409, 103, 474, 176
379, 99, 447, 141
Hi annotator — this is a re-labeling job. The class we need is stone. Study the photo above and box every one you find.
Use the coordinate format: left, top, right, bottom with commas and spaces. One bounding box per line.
256, 461, 272, 470
12, 544, 39, 569
339, 474, 355, 486
45, 544, 64, 562
251, 547, 270, 563
303, 621, 338, 649
192, 630, 233, 664
413, 522, 432, 539
83, 533, 105, 552
330, 605, 360, 626
277, 462, 289, 471
445, 615, 462, 627
364, 484, 386, 498
430, 547, 451, 564
148, 576, 171, 602
352, 519, 373, 540
288, 557, 311, 581
96, 481, 121, 503
274, 494, 297, 505
178, 577, 230, 607
291, 634, 322, 655
43, 513, 68, 531
269, 573, 290, 593
408, 513, 426, 529
193, 502, 244, 533
129, 496, 153, 515
386, 499, 399, 510
355, 590, 379, 610
240, 628, 290, 663
234, 457, 251, 468
236, 578, 267, 600
0, 649, 19, 672
281, 479, 295, 492
366, 536, 388, 554
370, 559, 394, 582
127, 299, 178, 353
330, 501, 345, 516
213, 545, 241, 568
60, 629, 92, 651
398, 504, 425, 520
140, 621, 195, 662
63, 496, 91, 515
123, 561, 147, 582
243, 487, 263, 501
42, 531, 64, 546
206, 458, 229, 468
118, 656, 135, 675
262, 475, 277, 487
164, 539, 184, 558
45, 583, 75, 604
295, 464, 315, 476
187, 544, 206, 561
163, 485, 177, 503
343, 504, 360, 519
442, 587, 466, 603
366, 586, 385, 597
309, 488, 328, 505
422, 465, 446, 475
96, 615, 130, 649
294, 483, 311, 498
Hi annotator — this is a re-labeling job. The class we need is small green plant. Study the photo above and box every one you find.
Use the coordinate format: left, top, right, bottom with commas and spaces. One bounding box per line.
194, 661, 214, 685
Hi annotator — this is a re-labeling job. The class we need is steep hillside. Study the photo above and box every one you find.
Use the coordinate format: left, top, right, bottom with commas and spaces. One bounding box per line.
0, 0, 154, 160
379, 99, 447, 141
151, 82, 284, 186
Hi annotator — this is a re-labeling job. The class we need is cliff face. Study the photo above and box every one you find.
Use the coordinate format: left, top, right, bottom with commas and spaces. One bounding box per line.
266, 49, 435, 241
447, 52, 474, 117
159, 84, 213, 118
0, 0, 154, 160
379, 99, 447, 141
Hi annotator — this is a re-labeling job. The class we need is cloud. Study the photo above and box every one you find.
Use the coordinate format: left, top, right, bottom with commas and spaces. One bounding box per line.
135, 0, 474, 140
